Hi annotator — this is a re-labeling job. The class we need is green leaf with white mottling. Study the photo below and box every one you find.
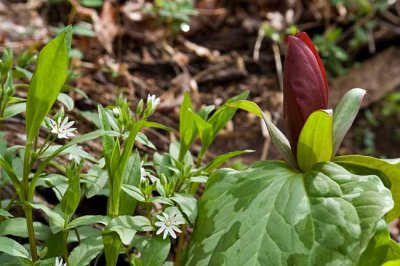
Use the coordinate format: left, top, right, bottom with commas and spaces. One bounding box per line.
186, 161, 393, 265
334, 155, 400, 222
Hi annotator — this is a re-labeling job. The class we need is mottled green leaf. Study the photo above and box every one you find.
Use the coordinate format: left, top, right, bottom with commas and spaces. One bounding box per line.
334, 155, 400, 222
186, 161, 392, 265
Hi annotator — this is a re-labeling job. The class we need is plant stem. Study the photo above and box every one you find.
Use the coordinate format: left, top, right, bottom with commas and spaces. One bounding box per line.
24, 205, 38, 261
23, 142, 38, 261
175, 224, 187, 266
63, 230, 69, 265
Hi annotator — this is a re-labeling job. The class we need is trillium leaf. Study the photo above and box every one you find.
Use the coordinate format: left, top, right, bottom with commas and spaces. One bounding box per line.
186, 161, 393, 265
226, 100, 297, 169
297, 110, 332, 172
334, 155, 400, 222
26, 26, 72, 143
332, 88, 366, 155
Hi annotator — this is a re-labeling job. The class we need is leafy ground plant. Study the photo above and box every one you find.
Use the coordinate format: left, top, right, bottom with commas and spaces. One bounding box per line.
0, 26, 251, 265
186, 32, 400, 265
1, 27, 400, 266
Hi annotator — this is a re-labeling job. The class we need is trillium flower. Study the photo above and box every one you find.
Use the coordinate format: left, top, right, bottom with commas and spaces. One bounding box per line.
283, 32, 328, 154
48, 117, 76, 139
155, 212, 183, 239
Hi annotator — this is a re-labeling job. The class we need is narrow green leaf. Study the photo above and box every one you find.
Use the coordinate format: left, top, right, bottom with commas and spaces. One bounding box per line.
186, 161, 392, 265
29, 203, 64, 233
143, 121, 173, 132
105, 215, 153, 245
188, 110, 213, 155
3, 103, 26, 119
60, 168, 81, 220
0, 209, 12, 217
334, 155, 400, 222
297, 110, 332, 172
29, 129, 118, 200
204, 149, 254, 172
67, 215, 110, 229
57, 92, 74, 110
0, 155, 22, 197
69, 236, 103, 266
119, 152, 142, 215
121, 184, 146, 202
0, 236, 29, 258
171, 193, 197, 224
208, 91, 249, 139
227, 100, 297, 169
0, 218, 50, 240
141, 236, 171, 266
179, 92, 197, 160
333, 88, 366, 155
26, 26, 72, 142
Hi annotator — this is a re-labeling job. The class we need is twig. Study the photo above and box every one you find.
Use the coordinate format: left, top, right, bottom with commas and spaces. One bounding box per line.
272, 42, 283, 91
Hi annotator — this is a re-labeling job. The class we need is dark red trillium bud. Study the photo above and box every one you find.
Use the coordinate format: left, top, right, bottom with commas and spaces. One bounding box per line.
283, 32, 329, 155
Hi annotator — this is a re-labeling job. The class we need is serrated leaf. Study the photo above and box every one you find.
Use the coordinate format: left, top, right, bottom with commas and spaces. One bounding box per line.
186, 161, 393, 265
333, 88, 366, 155
0, 236, 29, 258
297, 110, 332, 172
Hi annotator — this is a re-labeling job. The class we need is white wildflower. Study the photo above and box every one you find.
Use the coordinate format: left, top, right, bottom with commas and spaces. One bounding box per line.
140, 161, 148, 182
55, 257, 66, 266
48, 117, 76, 139
155, 212, 182, 239
147, 94, 160, 108
68, 153, 81, 163
112, 107, 121, 117
145, 94, 160, 116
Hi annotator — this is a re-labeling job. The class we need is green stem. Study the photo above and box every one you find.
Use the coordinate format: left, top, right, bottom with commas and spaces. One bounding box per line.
175, 224, 187, 266
23, 142, 38, 261
63, 230, 69, 265
24, 205, 38, 261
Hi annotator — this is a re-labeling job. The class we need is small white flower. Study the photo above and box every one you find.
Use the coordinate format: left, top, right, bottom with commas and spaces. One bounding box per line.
68, 153, 81, 163
48, 117, 76, 139
140, 161, 148, 182
155, 212, 182, 239
55, 257, 66, 266
147, 94, 160, 107
112, 107, 121, 117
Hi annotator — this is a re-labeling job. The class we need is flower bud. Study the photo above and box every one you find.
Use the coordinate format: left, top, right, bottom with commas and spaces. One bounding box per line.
283, 32, 328, 154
